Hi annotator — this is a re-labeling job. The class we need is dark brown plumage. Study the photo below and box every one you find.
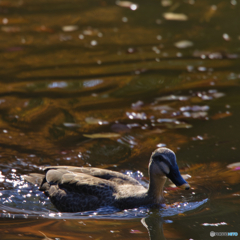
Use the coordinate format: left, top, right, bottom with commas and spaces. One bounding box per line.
24, 148, 190, 212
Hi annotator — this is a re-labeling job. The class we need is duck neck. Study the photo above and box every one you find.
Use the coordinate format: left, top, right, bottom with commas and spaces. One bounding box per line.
147, 174, 166, 204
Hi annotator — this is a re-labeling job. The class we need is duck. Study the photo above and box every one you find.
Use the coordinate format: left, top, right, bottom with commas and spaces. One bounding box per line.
23, 147, 190, 212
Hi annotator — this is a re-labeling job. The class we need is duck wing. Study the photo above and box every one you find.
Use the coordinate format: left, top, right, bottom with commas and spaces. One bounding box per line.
39, 168, 120, 212
43, 166, 142, 186
25, 166, 143, 212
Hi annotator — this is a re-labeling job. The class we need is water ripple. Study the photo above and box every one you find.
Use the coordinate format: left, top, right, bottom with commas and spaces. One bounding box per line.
0, 199, 208, 220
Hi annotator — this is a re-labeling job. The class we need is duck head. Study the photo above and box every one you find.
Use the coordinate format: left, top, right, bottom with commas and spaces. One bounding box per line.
149, 148, 190, 190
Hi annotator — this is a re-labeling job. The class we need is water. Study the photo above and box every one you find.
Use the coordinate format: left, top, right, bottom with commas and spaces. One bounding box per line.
0, 0, 240, 239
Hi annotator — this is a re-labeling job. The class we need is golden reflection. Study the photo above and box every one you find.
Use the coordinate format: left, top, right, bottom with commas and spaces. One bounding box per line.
0, 0, 240, 239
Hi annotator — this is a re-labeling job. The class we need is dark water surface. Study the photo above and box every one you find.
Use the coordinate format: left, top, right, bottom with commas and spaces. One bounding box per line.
0, 0, 240, 239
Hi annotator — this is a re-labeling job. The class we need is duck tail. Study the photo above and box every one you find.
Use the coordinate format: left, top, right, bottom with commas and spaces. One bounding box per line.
23, 173, 45, 187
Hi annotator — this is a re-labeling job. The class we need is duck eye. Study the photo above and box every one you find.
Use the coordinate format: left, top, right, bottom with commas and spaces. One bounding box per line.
157, 161, 170, 175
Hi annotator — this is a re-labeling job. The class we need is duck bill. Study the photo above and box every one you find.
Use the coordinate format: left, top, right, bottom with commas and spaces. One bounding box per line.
167, 165, 190, 190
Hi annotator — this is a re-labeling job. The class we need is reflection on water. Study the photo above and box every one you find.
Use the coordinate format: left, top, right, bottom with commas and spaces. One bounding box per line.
0, 0, 240, 239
